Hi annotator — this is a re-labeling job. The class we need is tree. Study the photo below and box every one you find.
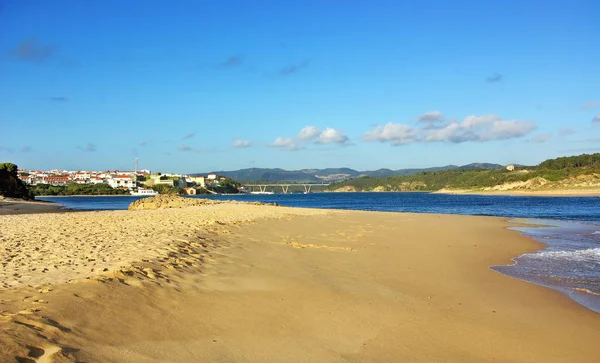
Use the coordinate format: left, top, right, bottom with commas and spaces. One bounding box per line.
30, 182, 130, 196
0, 163, 34, 200
150, 184, 180, 195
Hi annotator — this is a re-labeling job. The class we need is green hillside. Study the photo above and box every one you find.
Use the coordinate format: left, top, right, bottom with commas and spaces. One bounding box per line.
326, 153, 600, 192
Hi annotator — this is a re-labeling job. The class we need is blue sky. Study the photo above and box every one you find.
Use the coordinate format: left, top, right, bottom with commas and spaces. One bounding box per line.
1, 0, 599, 173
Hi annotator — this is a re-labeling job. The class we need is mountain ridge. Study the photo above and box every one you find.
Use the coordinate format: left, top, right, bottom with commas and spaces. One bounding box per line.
192, 163, 505, 183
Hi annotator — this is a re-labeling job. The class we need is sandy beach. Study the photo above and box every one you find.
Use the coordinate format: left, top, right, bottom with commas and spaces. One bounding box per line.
1, 203, 599, 362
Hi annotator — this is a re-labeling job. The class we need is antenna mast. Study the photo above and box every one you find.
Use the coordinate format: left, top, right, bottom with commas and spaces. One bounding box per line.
134, 158, 139, 186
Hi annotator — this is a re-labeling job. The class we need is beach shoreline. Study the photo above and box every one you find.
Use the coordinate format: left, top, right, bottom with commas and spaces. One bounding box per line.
0, 197, 66, 215
35, 194, 134, 197
434, 188, 600, 196
1, 204, 598, 362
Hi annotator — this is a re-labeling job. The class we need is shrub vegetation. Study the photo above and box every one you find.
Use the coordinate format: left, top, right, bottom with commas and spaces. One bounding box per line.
327, 153, 600, 192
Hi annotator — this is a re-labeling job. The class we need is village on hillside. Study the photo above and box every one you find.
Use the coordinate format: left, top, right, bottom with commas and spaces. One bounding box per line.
16, 168, 245, 195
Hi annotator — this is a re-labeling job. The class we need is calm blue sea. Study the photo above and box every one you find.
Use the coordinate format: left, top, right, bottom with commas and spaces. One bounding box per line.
38, 192, 600, 313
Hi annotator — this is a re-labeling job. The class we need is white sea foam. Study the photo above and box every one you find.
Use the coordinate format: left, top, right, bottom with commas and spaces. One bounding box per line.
592, 231, 600, 235
531, 248, 600, 263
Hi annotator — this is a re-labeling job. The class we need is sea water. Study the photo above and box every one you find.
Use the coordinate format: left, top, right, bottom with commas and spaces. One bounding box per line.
493, 219, 600, 313
38, 192, 600, 313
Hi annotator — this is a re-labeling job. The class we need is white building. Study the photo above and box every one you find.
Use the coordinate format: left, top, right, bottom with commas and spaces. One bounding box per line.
19, 175, 34, 185
186, 176, 206, 187
107, 175, 136, 189
73, 171, 92, 180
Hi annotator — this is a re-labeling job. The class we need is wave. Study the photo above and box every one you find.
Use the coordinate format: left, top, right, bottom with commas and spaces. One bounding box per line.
573, 288, 600, 296
527, 248, 600, 263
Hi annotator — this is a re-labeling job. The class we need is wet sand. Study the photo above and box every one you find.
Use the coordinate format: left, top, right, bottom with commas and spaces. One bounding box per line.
0, 198, 64, 215
1, 205, 599, 362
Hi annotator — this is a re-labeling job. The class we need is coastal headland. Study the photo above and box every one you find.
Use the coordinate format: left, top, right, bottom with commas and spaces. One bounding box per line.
0, 198, 599, 362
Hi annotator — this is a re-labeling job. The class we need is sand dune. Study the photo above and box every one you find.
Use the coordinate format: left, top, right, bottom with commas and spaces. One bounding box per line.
1, 204, 599, 362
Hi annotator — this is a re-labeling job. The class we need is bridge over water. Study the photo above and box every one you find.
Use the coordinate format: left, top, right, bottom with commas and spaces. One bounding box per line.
244, 183, 330, 194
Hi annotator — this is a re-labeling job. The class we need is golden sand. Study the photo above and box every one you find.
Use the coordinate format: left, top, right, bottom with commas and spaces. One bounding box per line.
1, 205, 599, 362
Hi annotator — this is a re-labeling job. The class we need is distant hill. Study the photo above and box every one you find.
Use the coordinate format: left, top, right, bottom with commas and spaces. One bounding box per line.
325, 153, 600, 192
461, 163, 504, 170
193, 163, 504, 183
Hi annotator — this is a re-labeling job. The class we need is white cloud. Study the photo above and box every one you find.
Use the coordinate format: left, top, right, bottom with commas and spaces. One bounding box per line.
272, 126, 349, 150
418, 111, 445, 123
296, 126, 321, 141
486, 73, 503, 83
232, 139, 252, 148
272, 137, 293, 147
364, 114, 536, 146
424, 122, 478, 143
316, 128, 348, 144
270, 137, 303, 150
593, 114, 600, 122
363, 123, 418, 146
531, 133, 552, 143
559, 128, 575, 136
480, 120, 536, 141
461, 114, 501, 129
582, 101, 599, 110
77, 143, 97, 152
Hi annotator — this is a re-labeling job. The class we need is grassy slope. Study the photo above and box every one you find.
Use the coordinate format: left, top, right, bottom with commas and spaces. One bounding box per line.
327, 154, 600, 192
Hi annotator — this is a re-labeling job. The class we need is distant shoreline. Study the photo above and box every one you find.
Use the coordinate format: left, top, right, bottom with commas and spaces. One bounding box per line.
36, 189, 600, 198
433, 189, 600, 197
36, 194, 134, 197
328, 188, 600, 197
